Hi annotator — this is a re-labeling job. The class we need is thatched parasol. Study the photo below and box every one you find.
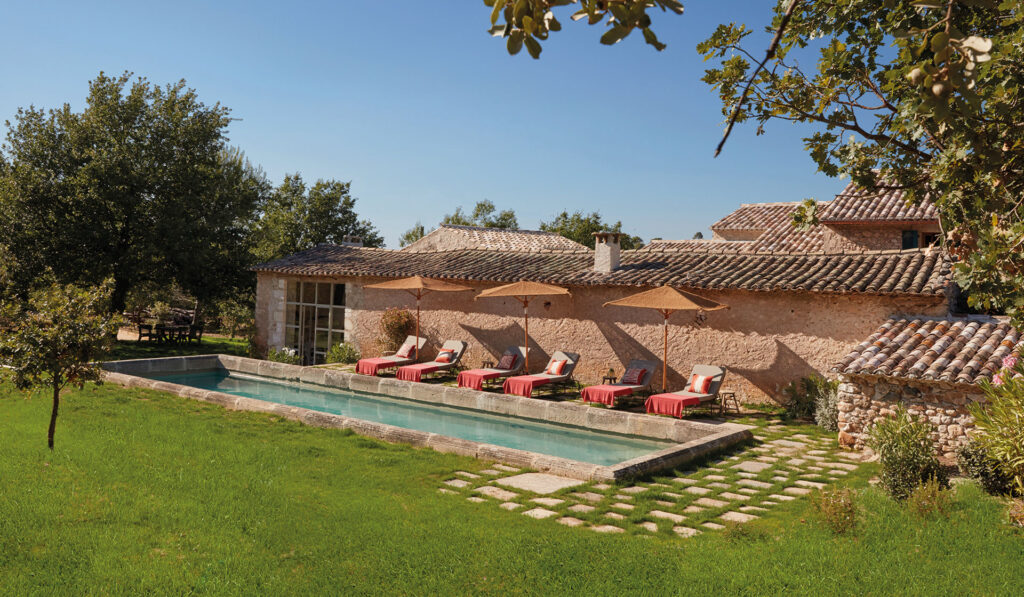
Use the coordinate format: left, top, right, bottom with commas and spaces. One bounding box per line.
475, 281, 571, 371
604, 285, 728, 391
365, 276, 472, 359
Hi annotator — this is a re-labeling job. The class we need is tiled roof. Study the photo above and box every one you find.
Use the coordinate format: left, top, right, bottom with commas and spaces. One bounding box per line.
746, 215, 827, 253
834, 317, 1021, 384
637, 239, 747, 253
401, 224, 586, 253
254, 244, 950, 297
711, 202, 801, 231
819, 182, 938, 223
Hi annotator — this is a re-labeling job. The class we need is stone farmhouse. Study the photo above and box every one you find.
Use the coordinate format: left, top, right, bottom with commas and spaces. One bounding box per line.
253, 181, 1020, 454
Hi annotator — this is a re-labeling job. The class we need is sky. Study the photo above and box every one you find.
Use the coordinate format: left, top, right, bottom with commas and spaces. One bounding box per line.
1, 1, 847, 248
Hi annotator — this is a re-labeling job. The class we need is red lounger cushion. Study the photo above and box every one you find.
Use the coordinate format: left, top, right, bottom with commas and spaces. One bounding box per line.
496, 353, 517, 370
396, 344, 415, 358
356, 357, 398, 376
457, 369, 504, 391
687, 374, 712, 394
645, 393, 702, 418
580, 384, 635, 406
396, 363, 441, 382
620, 368, 646, 385
545, 360, 567, 375
503, 375, 552, 398
435, 349, 455, 363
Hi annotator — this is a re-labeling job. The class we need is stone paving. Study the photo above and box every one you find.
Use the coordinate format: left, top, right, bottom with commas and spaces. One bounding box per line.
437, 417, 867, 538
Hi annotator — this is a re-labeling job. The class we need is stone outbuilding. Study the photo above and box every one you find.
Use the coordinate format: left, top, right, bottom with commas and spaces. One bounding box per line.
832, 316, 1021, 459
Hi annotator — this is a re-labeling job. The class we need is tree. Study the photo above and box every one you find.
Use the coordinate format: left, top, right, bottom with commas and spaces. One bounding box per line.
692, 231, 704, 240
698, 0, 1024, 324
441, 200, 519, 229
400, 222, 427, 247
481, 0, 684, 58
0, 280, 121, 449
0, 72, 262, 312
539, 210, 644, 249
252, 173, 384, 262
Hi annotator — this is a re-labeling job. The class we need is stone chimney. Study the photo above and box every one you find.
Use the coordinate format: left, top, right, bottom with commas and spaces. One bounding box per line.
593, 231, 621, 273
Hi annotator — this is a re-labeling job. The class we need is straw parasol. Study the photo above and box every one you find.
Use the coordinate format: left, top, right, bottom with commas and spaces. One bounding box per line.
603, 285, 728, 391
475, 281, 571, 371
364, 276, 472, 359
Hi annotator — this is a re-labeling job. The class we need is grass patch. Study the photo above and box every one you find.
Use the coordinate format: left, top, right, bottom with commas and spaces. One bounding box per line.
1, 382, 1022, 594
105, 336, 248, 361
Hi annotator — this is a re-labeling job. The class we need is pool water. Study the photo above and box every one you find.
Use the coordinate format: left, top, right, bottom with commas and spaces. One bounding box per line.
151, 370, 670, 466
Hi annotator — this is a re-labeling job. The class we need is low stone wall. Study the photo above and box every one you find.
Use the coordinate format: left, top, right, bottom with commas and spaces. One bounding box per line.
836, 374, 984, 459
101, 354, 753, 481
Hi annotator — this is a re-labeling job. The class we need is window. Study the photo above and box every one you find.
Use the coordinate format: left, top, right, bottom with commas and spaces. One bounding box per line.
922, 232, 940, 247
901, 230, 920, 250
283, 281, 347, 365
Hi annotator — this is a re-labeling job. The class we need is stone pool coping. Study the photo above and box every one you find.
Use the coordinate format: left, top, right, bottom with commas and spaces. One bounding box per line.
101, 355, 753, 481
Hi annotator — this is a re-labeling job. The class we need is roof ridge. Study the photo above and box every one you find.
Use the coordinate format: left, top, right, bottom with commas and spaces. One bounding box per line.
440, 223, 562, 236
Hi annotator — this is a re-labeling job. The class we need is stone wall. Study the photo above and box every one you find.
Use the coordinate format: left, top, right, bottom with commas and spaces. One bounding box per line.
257, 272, 949, 403
822, 223, 940, 253
836, 374, 984, 459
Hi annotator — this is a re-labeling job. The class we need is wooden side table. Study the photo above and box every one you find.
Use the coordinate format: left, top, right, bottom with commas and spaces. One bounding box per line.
482, 360, 495, 369
602, 375, 617, 385
718, 390, 740, 415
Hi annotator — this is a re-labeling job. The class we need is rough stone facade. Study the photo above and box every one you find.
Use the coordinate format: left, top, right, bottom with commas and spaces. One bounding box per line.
822, 223, 940, 253
836, 375, 984, 459
255, 272, 948, 403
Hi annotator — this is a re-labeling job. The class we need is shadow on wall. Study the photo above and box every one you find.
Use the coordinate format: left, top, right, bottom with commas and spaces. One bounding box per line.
594, 320, 662, 369
728, 339, 819, 402
459, 322, 551, 371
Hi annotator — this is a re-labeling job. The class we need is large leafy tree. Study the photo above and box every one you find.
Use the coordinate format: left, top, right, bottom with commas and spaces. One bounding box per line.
539, 210, 644, 249
698, 0, 1022, 323
252, 174, 384, 262
0, 279, 121, 449
399, 222, 427, 247
0, 72, 261, 312
441, 200, 519, 229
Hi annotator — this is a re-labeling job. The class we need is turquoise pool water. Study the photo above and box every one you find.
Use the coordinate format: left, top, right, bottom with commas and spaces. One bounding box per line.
150, 370, 671, 466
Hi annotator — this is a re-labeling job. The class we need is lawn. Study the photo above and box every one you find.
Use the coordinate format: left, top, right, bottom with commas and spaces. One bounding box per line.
1, 382, 1022, 595
106, 335, 249, 361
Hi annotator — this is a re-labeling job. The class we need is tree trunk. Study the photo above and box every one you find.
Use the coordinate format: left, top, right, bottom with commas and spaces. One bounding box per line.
111, 273, 130, 314
48, 382, 60, 450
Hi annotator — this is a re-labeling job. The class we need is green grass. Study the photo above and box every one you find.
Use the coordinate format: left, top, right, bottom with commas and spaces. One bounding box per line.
106, 336, 248, 361
1, 383, 1022, 595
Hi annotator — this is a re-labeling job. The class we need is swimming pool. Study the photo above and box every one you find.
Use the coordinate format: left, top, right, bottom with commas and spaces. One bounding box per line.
150, 370, 671, 466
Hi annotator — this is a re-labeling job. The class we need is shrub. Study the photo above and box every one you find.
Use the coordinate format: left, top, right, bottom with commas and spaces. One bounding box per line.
957, 441, 1014, 496
1008, 499, 1024, 528
867, 407, 948, 501
812, 487, 858, 535
217, 297, 254, 339
969, 356, 1024, 497
267, 347, 300, 365
907, 477, 953, 520
781, 374, 839, 426
150, 301, 173, 324
377, 308, 415, 353
327, 342, 360, 364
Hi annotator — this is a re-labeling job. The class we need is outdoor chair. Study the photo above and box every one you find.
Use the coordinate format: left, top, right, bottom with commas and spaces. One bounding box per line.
137, 324, 156, 342
502, 351, 581, 398
456, 346, 527, 391
580, 359, 658, 407
644, 365, 727, 418
355, 335, 427, 376
395, 340, 469, 382
187, 323, 204, 344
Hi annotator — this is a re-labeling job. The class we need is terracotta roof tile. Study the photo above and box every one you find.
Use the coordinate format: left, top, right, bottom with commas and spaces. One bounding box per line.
254, 244, 950, 297
834, 317, 1021, 384
711, 202, 801, 231
401, 224, 586, 252
819, 182, 938, 223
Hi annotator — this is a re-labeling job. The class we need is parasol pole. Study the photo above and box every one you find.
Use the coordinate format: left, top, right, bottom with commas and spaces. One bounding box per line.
662, 310, 670, 392
414, 290, 423, 360
522, 297, 530, 372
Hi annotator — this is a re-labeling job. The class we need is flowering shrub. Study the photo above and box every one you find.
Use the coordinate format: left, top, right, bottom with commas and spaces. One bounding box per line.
267, 347, 300, 365
969, 354, 1024, 497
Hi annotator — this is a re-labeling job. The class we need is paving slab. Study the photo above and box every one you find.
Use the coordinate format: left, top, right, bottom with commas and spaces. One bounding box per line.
769, 494, 796, 502
639, 521, 659, 533
770, 439, 807, 449
620, 485, 649, 494
467, 497, 486, 503
592, 483, 612, 490
787, 458, 807, 466
611, 502, 635, 511
708, 482, 731, 490
531, 497, 566, 507
740, 506, 768, 513
738, 479, 773, 489
613, 494, 632, 501
674, 526, 701, 537
784, 486, 812, 496
500, 502, 522, 511
497, 473, 585, 495
796, 480, 826, 490
673, 478, 699, 485
828, 469, 849, 476
444, 479, 470, 488
455, 471, 481, 479
756, 456, 778, 463
704, 474, 726, 481
571, 491, 604, 503
493, 464, 520, 472
523, 508, 558, 519
438, 488, 456, 495
662, 492, 684, 499
736, 472, 757, 479
684, 486, 711, 495
604, 511, 626, 520
591, 525, 624, 533
650, 510, 685, 523
732, 460, 772, 473
823, 461, 859, 471
738, 488, 759, 495
772, 475, 789, 482
702, 522, 726, 530
649, 483, 671, 488
557, 517, 585, 527
721, 511, 759, 523
568, 504, 595, 513
479, 469, 500, 476
719, 492, 751, 501
683, 505, 703, 514
694, 497, 728, 508
475, 485, 519, 501
655, 500, 674, 508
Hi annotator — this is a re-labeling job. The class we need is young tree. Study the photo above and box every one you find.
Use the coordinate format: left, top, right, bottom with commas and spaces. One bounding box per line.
441, 200, 519, 229
0, 72, 262, 312
0, 280, 121, 449
400, 222, 427, 247
692, 231, 704, 240
539, 210, 644, 249
252, 174, 384, 262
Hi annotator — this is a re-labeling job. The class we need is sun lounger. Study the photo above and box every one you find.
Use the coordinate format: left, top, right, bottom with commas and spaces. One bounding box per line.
456, 346, 527, 391
396, 340, 468, 382
580, 359, 658, 407
355, 336, 427, 376
645, 365, 727, 417
502, 351, 581, 398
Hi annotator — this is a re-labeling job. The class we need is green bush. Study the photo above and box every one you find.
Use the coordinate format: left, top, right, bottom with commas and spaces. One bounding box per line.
957, 441, 1015, 496
907, 477, 953, 520
327, 342, 360, 364
868, 407, 948, 501
267, 347, 300, 365
812, 487, 858, 535
150, 301, 173, 325
814, 380, 840, 432
781, 374, 839, 426
969, 359, 1024, 497
377, 308, 415, 353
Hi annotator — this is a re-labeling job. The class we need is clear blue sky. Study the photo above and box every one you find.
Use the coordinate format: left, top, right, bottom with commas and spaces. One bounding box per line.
1, 1, 845, 248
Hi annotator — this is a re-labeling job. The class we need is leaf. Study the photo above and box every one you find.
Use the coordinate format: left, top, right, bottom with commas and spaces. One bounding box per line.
961, 35, 994, 53
507, 30, 524, 55
642, 28, 666, 52
600, 26, 631, 46
524, 35, 542, 59
490, 0, 504, 25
